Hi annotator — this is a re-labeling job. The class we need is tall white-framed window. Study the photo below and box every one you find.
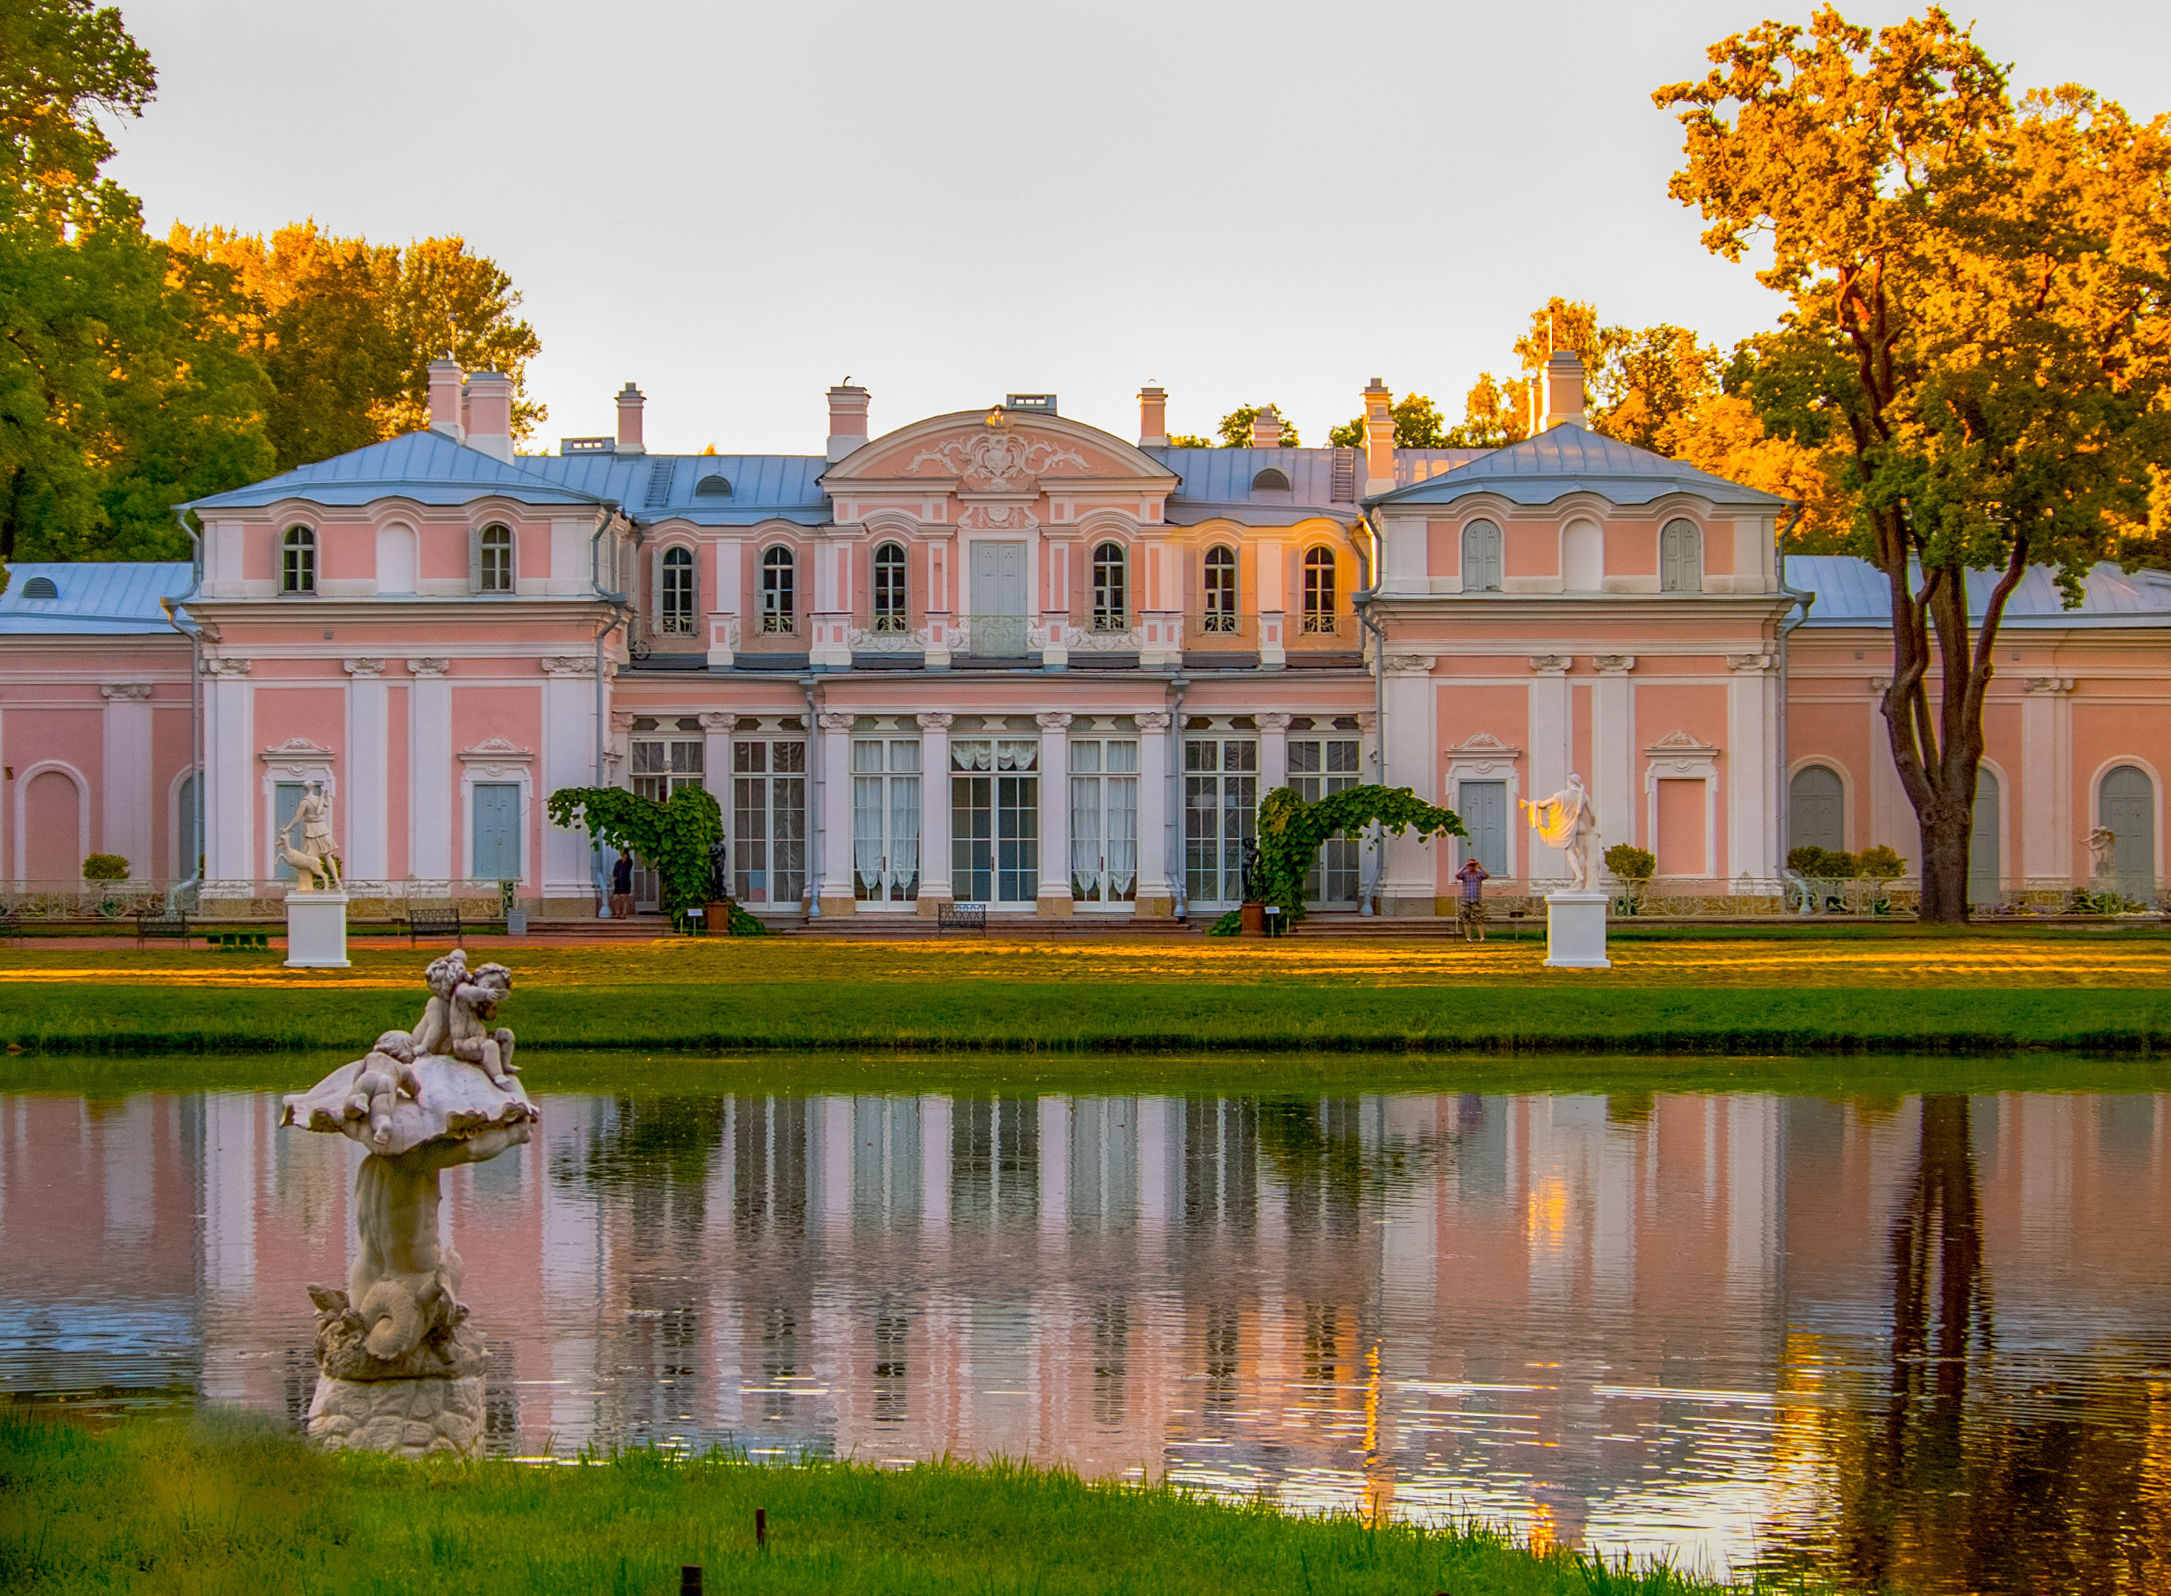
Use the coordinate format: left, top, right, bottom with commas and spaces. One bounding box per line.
1070, 738, 1139, 903
661, 546, 696, 634
1202, 546, 1238, 633
1301, 546, 1336, 630
760, 546, 796, 633
1091, 542, 1128, 631
1288, 736, 1362, 903
631, 730, 705, 906
952, 737, 1038, 904
734, 737, 806, 904
477, 523, 514, 593
852, 736, 921, 902
873, 542, 909, 632
1185, 737, 1257, 905
1461, 520, 1503, 593
1660, 519, 1703, 593
282, 526, 316, 594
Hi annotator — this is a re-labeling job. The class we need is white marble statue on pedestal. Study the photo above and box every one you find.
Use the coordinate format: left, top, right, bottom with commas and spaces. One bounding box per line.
279, 949, 537, 1456
1519, 773, 1598, 891
277, 781, 343, 890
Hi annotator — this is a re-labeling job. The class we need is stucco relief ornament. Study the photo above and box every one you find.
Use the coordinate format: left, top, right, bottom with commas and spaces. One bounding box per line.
1519, 772, 1599, 892
906, 415, 1088, 490
279, 949, 537, 1457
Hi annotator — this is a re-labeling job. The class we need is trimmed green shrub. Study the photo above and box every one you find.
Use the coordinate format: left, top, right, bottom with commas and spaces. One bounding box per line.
1604, 844, 1655, 882
1788, 845, 1859, 878
1206, 909, 1243, 936
1857, 844, 1906, 880
81, 853, 129, 881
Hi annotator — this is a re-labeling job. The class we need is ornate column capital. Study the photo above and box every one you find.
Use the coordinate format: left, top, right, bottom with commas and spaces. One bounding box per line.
341, 657, 387, 678
1594, 654, 1637, 675
406, 657, 450, 677
916, 712, 955, 731
1257, 712, 1293, 733
1136, 711, 1171, 731
609, 711, 635, 734
539, 655, 597, 677
1527, 654, 1570, 675
203, 657, 252, 678
1726, 652, 1774, 673
697, 712, 735, 733
1382, 653, 1434, 676
2023, 675, 2076, 697
816, 711, 856, 733
1035, 712, 1074, 731
1355, 711, 1378, 733
99, 683, 152, 701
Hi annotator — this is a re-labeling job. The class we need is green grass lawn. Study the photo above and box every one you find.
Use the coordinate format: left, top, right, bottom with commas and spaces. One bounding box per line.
0, 1413, 1837, 1596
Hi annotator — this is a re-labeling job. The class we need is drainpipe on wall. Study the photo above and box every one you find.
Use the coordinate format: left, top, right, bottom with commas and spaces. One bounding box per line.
162, 511, 205, 908
590, 507, 631, 914
1354, 511, 1388, 916
802, 675, 823, 919
1775, 501, 1813, 880
1167, 673, 1189, 920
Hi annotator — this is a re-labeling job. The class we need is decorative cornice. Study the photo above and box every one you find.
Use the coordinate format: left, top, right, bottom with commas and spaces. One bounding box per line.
99, 683, 152, 702
1355, 711, 1378, 733
1135, 711, 1171, 731
1528, 654, 1570, 675
609, 711, 635, 733
2024, 676, 2076, 696
1726, 652, 1774, 673
406, 657, 450, 677
259, 736, 333, 764
697, 712, 734, 733
1646, 729, 1719, 756
1257, 712, 1293, 733
1448, 731, 1521, 758
203, 657, 252, 678
816, 712, 855, 733
458, 737, 532, 770
1382, 654, 1435, 676
341, 657, 386, 678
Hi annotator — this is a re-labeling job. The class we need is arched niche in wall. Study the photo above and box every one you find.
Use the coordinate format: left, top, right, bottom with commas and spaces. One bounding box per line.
376, 524, 417, 594
1562, 519, 1602, 593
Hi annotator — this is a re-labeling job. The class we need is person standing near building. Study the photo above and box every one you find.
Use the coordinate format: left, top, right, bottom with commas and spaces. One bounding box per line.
1455, 856, 1490, 941
610, 848, 635, 920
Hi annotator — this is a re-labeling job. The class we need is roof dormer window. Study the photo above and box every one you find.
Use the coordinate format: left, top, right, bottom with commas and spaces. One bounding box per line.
1251, 467, 1291, 492
21, 576, 57, 600
695, 474, 733, 497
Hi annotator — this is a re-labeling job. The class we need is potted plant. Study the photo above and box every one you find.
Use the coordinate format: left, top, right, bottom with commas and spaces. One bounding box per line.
1604, 845, 1655, 915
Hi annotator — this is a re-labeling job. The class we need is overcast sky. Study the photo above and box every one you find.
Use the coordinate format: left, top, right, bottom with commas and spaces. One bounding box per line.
105, 0, 2171, 457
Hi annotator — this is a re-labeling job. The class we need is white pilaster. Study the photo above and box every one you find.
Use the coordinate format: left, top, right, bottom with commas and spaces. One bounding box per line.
341, 660, 390, 883
1258, 711, 1291, 793
407, 659, 453, 881
817, 711, 855, 914
916, 714, 953, 909
1135, 711, 1172, 913
1527, 655, 1571, 883
1378, 655, 1438, 913
1593, 655, 1636, 855
1726, 653, 1777, 888
1036, 712, 1073, 914
539, 657, 599, 903
99, 684, 154, 879
202, 659, 253, 886
2021, 676, 2076, 887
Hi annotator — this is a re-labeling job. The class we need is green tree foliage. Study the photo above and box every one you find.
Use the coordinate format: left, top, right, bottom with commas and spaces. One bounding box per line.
1215, 404, 1299, 448
1166, 432, 1213, 448
0, 0, 153, 226
546, 785, 723, 916
1252, 784, 1465, 924
1658, 6, 2171, 922
1327, 393, 1452, 449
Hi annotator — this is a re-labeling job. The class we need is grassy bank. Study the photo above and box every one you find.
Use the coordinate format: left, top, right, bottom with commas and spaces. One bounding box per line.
1, 935, 2166, 1060
0, 1413, 1835, 1596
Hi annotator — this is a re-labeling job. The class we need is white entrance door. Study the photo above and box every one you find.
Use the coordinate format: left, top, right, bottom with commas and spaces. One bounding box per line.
969, 540, 1029, 657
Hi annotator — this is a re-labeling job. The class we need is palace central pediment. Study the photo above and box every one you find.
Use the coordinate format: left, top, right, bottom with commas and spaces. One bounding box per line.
826, 409, 1177, 493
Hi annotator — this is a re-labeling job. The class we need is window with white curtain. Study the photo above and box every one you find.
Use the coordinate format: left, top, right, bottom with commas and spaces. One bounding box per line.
1070, 738, 1139, 903
852, 737, 921, 902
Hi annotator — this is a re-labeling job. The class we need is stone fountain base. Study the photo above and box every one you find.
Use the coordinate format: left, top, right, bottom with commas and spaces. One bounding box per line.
308, 1373, 485, 1457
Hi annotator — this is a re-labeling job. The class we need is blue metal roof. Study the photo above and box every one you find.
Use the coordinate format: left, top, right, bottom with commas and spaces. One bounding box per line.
1365, 423, 1787, 511
1146, 446, 1363, 524
180, 431, 611, 511
0, 562, 192, 634
525, 452, 829, 525
1791, 556, 2171, 627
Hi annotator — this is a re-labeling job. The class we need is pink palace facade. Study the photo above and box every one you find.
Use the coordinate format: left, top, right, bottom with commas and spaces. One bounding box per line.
2, 352, 2168, 921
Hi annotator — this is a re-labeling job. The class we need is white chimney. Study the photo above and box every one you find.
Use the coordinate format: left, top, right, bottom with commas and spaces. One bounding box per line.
826, 383, 870, 463
427, 358, 465, 440
1252, 404, 1283, 449
464, 371, 515, 463
615, 383, 645, 455
1363, 378, 1395, 494
1542, 351, 1587, 430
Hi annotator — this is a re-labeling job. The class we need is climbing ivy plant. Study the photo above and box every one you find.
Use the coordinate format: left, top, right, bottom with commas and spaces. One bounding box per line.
547, 785, 723, 915
1253, 784, 1466, 925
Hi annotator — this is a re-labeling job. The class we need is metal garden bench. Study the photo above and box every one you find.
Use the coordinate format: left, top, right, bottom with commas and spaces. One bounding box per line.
936, 902, 987, 935
407, 902, 463, 945
135, 911, 190, 948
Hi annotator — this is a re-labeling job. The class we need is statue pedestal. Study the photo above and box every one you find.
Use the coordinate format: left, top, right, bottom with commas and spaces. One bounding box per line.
1544, 891, 1611, 969
285, 891, 350, 968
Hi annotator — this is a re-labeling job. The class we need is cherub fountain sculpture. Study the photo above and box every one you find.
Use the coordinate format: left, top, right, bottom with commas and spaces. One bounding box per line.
279, 948, 537, 1456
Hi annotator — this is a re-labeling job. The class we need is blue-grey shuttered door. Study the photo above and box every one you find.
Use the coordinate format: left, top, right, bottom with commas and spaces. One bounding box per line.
1458, 781, 1508, 875
472, 782, 522, 882
2100, 765, 2155, 898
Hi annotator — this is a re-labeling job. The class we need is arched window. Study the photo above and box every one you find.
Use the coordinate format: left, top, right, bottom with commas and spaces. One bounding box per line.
1461, 520, 1502, 594
1788, 765, 1845, 854
1661, 519, 1703, 593
1302, 546, 1337, 632
1091, 541, 1128, 631
1251, 467, 1291, 492
282, 526, 316, 594
760, 546, 795, 633
477, 523, 514, 594
873, 542, 909, 632
695, 473, 733, 497
1202, 545, 1238, 633
661, 546, 695, 634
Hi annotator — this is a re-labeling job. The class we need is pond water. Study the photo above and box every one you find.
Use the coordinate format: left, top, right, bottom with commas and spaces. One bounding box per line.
3, 1084, 2168, 1593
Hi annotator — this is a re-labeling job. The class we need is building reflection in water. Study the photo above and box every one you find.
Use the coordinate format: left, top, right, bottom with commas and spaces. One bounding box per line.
1, 1088, 2166, 1592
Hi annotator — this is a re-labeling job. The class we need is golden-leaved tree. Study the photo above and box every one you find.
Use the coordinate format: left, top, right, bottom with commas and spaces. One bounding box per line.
1658, 5, 2171, 922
